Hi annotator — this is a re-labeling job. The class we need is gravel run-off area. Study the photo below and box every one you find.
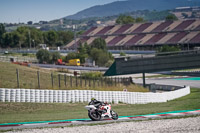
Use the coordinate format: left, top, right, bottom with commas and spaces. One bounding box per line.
7, 116, 200, 133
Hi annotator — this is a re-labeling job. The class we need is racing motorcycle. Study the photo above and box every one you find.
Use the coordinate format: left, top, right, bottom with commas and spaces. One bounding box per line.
85, 103, 118, 121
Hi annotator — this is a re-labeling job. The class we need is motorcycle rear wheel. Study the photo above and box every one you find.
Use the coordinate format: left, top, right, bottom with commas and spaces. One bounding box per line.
88, 111, 101, 121
111, 110, 118, 120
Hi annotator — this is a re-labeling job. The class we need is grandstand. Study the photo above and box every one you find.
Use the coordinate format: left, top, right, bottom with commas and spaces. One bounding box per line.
64, 19, 200, 50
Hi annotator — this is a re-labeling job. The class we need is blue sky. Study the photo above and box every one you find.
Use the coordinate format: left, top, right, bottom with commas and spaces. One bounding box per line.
0, 0, 120, 23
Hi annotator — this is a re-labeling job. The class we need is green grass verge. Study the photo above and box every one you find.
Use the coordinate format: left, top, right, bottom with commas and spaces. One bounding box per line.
0, 88, 199, 124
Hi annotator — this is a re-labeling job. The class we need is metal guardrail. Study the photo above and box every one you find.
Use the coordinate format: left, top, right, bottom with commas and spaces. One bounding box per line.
0, 49, 155, 54
0, 56, 37, 62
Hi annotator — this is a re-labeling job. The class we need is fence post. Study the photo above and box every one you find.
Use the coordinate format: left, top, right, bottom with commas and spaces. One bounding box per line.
104, 77, 107, 87
101, 78, 103, 87
98, 79, 100, 87
80, 77, 82, 87
76, 76, 78, 87
115, 77, 117, 86
89, 78, 91, 87
58, 74, 61, 88
16, 69, 20, 88
64, 74, 67, 87
70, 76, 72, 88
37, 71, 40, 89
93, 78, 95, 88
85, 76, 87, 87
51, 73, 54, 87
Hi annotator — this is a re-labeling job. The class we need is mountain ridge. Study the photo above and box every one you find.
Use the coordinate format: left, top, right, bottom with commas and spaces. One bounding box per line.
65, 0, 200, 20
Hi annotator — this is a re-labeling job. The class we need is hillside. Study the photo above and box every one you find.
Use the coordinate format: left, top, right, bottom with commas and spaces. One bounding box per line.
66, 0, 200, 20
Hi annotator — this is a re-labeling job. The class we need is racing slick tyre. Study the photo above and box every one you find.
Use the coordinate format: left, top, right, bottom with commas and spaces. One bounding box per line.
88, 111, 101, 121
111, 110, 118, 120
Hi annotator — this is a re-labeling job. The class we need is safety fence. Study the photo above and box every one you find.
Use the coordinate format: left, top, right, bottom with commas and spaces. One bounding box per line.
0, 64, 131, 89
0, 86, 190, 104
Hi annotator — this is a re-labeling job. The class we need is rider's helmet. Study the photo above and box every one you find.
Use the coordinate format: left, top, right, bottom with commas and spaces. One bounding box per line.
91, 97, 95, 101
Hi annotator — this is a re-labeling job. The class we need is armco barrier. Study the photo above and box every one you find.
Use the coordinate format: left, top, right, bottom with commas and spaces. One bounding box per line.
0, 86, 190, 104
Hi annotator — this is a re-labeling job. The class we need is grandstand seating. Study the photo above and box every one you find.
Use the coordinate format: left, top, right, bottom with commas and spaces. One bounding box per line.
113, 24, 133, 34
136, 34, 155, 45
189, 33, 200, 43
125, 34, 146, 46
145, 33, 167, 45
96, 26, 115, 35
172, 20, 195, 31
82, 27, 97, 36
143, 22, 161, 33
167, 32, 188, 44
66, 19, 200, 49
116, 35, 134, 46
178, 32, 199, 43
195, 25, 200, 30
152, 21, 173, 32
108, 35, 126, 46
156, 33, 177, 45
131, 23, 152, 33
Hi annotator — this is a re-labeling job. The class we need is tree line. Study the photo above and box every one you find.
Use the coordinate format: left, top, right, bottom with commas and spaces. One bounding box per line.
115, 14, 178, 24
36, 38, 114, 67
0, 24, 74, 48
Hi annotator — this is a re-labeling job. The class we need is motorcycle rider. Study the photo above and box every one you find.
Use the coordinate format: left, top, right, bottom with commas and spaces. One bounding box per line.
89, 98, 106, 110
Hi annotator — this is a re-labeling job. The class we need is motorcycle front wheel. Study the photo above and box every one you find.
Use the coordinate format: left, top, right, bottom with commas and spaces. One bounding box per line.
88, 111, 101, 121
111, 110, 118, 120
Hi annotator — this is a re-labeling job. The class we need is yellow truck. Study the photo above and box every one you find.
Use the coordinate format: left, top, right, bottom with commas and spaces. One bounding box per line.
67, 59, 80, 66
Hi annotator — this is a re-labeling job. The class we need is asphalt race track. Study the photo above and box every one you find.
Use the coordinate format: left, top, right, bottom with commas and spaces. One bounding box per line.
30, 64, 108, 71
0, 109, 200, 131
133, 77, 200, 88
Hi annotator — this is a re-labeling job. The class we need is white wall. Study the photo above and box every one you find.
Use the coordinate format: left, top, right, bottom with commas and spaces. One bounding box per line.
0, 86, 190, 104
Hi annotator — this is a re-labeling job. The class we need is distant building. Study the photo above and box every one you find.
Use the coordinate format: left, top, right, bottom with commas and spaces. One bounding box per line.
27, 21, 33, 25
174, 7, 192, 12
60, 19, 63, 25
39, 21, 48, 25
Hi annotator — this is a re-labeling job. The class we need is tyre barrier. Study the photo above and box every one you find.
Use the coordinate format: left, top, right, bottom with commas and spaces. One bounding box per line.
0, 86, 190, 104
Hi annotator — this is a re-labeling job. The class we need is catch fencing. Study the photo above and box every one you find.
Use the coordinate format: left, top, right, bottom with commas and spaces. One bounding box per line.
0, 86, 190, 104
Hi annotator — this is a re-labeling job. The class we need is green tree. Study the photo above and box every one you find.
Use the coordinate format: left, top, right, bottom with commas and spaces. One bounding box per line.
97, 51, 110, 66
0, 23, 6, 46
43, 30, 58, 47
90, 48, 111, 66
165, 14, 178, 21
116, 15, 135, 24
29, 28, 43, 48
51, 52, 61, 64
16, 26, 30, 48
36, 49, 51, 63
91, 38, 107, 51
57, 31, 73, 46
2, 33, 13, 48
135, 17, 145, 23
77, 43, 89, 63
65, 52, 78, 61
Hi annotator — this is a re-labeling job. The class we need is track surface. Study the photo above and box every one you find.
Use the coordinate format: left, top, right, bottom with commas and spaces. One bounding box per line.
0, 109, 200, 131
133, 77, 200, 88
30, 64, 108, 71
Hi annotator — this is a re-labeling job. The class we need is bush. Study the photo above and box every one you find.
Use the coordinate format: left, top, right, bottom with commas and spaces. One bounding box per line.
157, 45, 180, 53
120, 51, 126, 56
36, 49, 51, 63
81, 72, 103, 79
